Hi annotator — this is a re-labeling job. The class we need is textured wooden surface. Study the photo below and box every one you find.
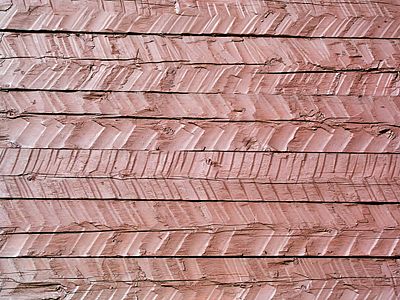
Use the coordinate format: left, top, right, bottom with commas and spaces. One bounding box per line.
1, 0, 400, 299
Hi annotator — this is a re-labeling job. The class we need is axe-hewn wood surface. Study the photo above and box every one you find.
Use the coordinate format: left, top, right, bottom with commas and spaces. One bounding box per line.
1, 0, 400, 299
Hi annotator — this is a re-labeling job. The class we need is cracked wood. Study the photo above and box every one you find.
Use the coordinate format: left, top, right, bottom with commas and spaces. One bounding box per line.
1, 0, 400, 299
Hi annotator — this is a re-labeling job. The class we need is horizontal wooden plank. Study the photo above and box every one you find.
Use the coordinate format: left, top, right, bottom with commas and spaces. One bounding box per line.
2, 59, 400, 95
2, 176, 398, 203
1, 200, 399, 239
4, 116, 399, 151
1, 0, 399, 38
2, 1, 400, 297
1, 277, 399, 300
0, 59, 396, 96
1, 149, 398, 181
1, 258, 399, 299
2, 33, 400, 69
2, 92, 400, 124
1, 227, 399, 257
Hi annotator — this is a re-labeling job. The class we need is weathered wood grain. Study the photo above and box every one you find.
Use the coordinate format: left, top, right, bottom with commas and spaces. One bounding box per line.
2, 33, 400, 69
2, 229, 400, 257
1, 278, 399, 300
2, 176, 398, 203
1, 0, 400, 298
1, 149, 398, 181
4, 116, 399, 151
2, 92, 400, 124
1, 200, 399, 256
1, 258, 399, 299
2, 200, 400, 232
2, 59, 399, 95
1, 0, 400, 38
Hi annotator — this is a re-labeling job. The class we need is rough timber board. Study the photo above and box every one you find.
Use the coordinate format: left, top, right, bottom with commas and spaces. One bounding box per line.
2, 92, 400, 124
1, 59, 400, 95
1, 258, 399, 299
1, 0, 400, 38
4, 116, 400, 151
2, 200, 399, 232
1, 200, 400, 256
2, 228, 400, 257
1, 279, 399, 300
1, 149, 399, 180
2, 33, 400, 69
1, 0, 400, 298
2, 176, 399, 203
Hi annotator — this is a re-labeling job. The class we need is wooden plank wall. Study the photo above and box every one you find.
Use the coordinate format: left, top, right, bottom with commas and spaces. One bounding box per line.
1, 0, 400, 299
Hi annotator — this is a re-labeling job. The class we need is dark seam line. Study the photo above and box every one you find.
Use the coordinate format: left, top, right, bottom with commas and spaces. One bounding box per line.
1, 28, 400, 40
1, 88, 398, 97
1, 147, 400, 154
0, 56, 398, 73
2, 229, 398, 235
4, 112, 400, 128
0, 198, 399, 205
0, 255, 398, 259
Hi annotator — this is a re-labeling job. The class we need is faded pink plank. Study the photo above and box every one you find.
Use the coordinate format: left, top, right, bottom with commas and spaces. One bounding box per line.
0, 258, 399, 299
1, 149, 398, 181
1, 0, 400, 37
2, 59, 399, 95
2, 92, 400, 124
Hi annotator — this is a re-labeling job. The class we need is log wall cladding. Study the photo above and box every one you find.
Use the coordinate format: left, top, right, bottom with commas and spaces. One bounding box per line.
1, 0, 400, 299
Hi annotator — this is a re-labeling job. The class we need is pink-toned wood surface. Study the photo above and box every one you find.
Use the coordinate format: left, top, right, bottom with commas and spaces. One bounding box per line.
1, 0, 400, 299
1, 258, 399, 299
1, 0, 400, 38
2, 92, 400, 122
2, 59, 400, 95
